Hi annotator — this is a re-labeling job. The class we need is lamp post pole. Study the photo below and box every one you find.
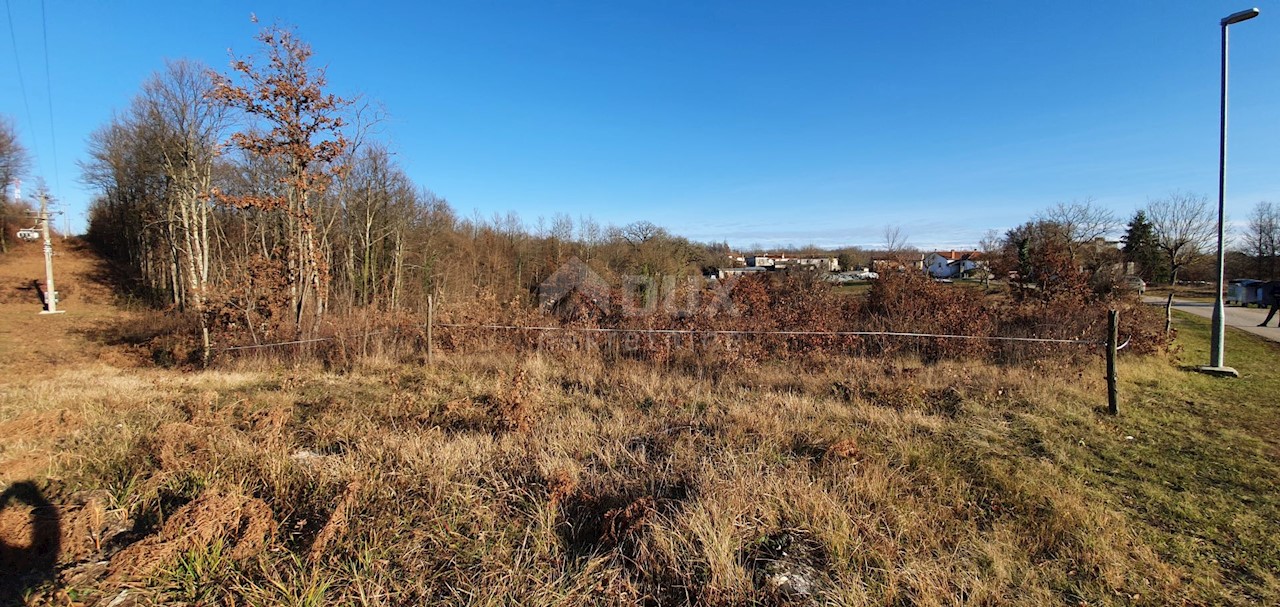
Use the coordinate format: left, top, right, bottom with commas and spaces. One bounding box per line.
1205, 8, 1259, 378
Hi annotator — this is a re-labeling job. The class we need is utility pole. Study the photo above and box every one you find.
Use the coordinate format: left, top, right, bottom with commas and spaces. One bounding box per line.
37, 192, 64, 315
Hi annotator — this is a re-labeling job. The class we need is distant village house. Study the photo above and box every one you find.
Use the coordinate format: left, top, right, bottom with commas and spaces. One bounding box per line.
717, 267, 769, 279
871, 255, 925, 273
925, 251, 985, 279
746, 255, 840, 272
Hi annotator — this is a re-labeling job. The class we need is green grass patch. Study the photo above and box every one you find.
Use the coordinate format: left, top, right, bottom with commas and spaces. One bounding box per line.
1072, 311, 1280, 603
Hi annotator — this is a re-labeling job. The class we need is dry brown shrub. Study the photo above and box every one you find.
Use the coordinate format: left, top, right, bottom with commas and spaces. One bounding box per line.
146, 423, 211, 471
865, 270, 995, 361
826, 438, 861, 461
601, 495, 656, 546
307, 480, 361, 563
246, 402, 295, 437
494, 367, 533, 432
428, 367, 540, 434
177, 390, 231, 426
108, 492, 276, 581
211, 307, 435, 370
546, 468, 579, 508
206, 252, 293, 346
439, 265, 1169, 373
93, 311, 204, 368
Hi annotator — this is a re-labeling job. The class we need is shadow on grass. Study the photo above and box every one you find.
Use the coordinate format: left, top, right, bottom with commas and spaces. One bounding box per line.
0, 482, 61, 607
69, 239, 161, 306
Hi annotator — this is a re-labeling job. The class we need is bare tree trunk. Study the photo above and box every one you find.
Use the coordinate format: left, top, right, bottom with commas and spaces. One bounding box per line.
391, 229, 403, 311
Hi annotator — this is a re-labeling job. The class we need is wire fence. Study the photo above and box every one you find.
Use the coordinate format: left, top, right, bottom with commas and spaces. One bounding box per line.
212, 312, 1132, 413
217, 322, 1130, 352
217, 328, 404, 352
436, 323, 1113, 346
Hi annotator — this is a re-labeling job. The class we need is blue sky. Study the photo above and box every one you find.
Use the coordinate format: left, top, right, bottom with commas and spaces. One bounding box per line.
2, 1, 1277, 250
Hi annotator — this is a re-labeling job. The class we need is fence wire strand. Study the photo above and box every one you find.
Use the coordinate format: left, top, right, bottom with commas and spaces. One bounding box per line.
436, 323, 1107, 346
218, 328, 402, 352
215, 321, 1123, 353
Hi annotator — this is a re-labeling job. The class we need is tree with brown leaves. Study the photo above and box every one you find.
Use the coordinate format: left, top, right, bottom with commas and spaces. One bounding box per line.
211, 25, 350, 335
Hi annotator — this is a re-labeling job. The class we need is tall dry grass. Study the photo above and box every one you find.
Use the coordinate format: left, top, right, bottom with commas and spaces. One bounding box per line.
10, 346, 1236, 606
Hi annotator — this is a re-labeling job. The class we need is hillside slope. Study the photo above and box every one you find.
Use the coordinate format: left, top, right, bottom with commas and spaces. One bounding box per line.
0, 240, 147, 483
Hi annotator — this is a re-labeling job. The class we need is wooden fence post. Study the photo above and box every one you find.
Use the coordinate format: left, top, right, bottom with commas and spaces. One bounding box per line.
1107, 309, 1119, 415
427, 295, 434, 364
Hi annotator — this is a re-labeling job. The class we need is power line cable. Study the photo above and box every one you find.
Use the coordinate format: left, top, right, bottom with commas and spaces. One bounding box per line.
3, 0, 41, 163
39, 0, 59, 196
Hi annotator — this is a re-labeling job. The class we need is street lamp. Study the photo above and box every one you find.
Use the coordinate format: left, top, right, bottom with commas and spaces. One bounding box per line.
1204, 7, 1259, 378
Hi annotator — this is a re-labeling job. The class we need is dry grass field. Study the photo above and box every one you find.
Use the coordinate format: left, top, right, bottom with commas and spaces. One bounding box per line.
1, 243, 1278, 606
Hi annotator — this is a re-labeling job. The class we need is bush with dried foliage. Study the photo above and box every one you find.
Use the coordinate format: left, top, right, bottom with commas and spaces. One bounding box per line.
435, 264, 1169, 372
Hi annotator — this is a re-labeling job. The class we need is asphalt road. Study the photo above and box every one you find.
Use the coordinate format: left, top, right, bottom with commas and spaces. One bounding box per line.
1145, 296, 1280, 343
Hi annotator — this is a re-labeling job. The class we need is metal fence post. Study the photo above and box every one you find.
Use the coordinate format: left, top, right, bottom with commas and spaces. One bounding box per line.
1107, 309, 1119, 415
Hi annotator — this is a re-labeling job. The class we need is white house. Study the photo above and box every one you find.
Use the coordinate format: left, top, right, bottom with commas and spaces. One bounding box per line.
745, 255, 840, 272
790, 257, 841, 272
717, 267, 769, 279
926, 251, 984, 278
746, 255, 780, 267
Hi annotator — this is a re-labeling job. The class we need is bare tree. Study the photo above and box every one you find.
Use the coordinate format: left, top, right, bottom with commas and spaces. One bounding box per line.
577, 215, 602, 261
1146, 192, 1215, 285
1, 118, 31, 253
978, 229, 1002, 256
1036, 198, 1118, 264
1242, 201, 1279, 279
142, 60, 228, 361
883, 225, 909, 258
336, 143, 415, 308
81, 110, 174, 298
0, 118, 29, 195
619, 220, 665, 246
977, 228, 1003, 286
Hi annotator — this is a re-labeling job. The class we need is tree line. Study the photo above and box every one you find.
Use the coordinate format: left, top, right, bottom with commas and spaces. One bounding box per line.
980, 193, 1278, 292
74, 26, 733, 359
1, 117, 35, 253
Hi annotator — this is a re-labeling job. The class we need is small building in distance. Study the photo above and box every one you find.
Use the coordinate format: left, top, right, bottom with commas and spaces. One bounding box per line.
716, 266, 769, 279
789, 257, 840, 272
871, 255, 925, 273
925, 251, 985, 279
746, 255, 840, 272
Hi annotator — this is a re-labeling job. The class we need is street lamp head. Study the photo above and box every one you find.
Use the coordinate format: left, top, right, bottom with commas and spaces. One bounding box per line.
1222, 8, 1260, 26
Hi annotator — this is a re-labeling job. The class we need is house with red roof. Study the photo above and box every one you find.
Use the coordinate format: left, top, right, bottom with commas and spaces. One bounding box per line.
925, 250, 985, 279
